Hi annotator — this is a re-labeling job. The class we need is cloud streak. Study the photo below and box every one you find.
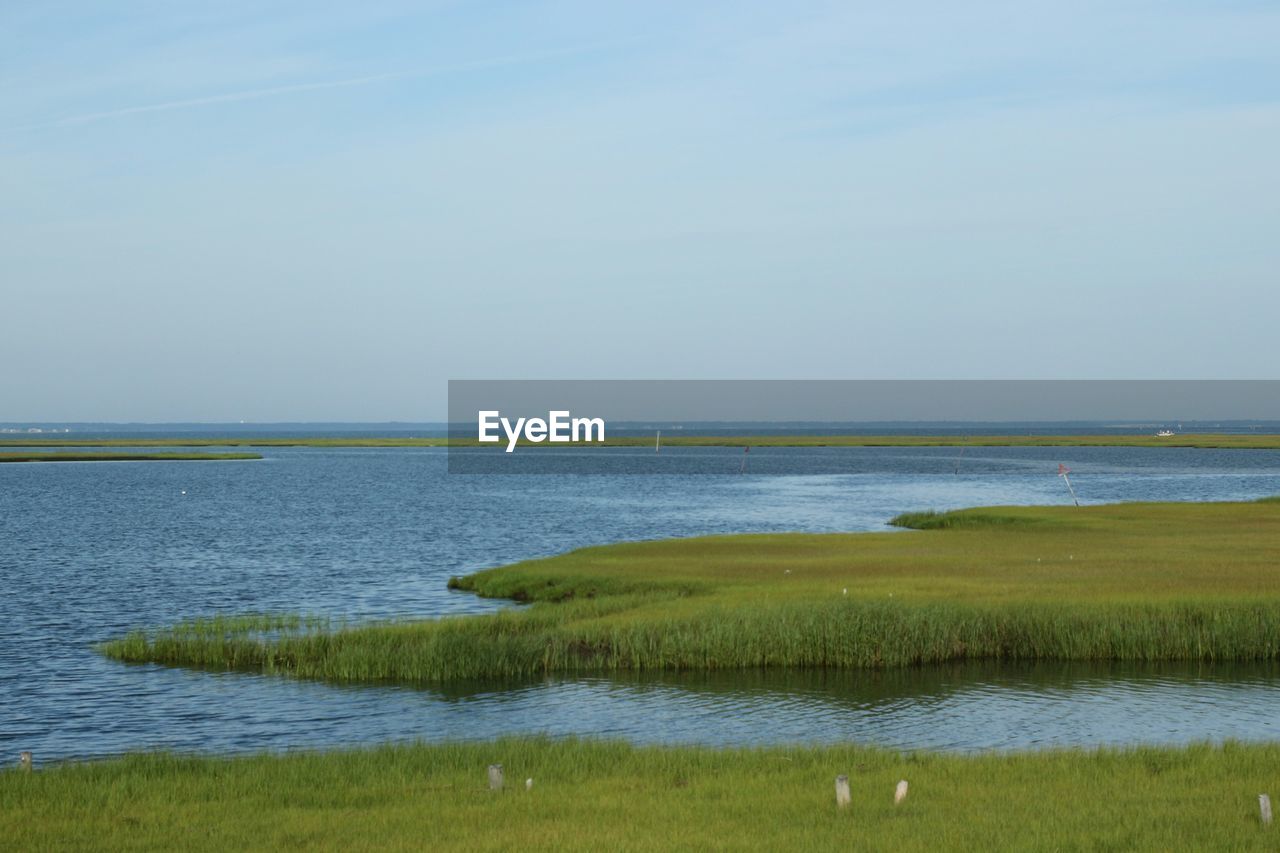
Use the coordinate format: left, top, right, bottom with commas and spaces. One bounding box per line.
12, 43, 618, 133
43, 73, 407, 129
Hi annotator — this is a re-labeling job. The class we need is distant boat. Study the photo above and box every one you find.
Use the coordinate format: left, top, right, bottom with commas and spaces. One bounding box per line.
1156, 429, 1175, 437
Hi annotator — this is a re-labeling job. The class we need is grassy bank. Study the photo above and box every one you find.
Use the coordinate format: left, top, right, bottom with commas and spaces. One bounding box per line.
2, 739, 1278, 850
5, 433, 1280, 448
102, 499, 1280, 682
0, 437, 451, 448
0, 451, 262, 463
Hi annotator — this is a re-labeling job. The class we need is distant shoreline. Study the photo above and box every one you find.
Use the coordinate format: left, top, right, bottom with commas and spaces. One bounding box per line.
4, 434, 1280, 449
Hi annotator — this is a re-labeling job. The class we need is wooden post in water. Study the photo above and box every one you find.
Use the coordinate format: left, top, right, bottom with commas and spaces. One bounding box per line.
1261, 794, 1273, 826
835, 775, 851, 808
488, 764, 504, 791
894, 780, 909, 805
19, 752, 32, 772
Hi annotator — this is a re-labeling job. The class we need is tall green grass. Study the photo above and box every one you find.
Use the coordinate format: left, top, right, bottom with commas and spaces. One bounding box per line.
101, 599, 1280, 682
887, 509, 1042, 529
4, 738, 1280, 850
101, 500, 1280, 683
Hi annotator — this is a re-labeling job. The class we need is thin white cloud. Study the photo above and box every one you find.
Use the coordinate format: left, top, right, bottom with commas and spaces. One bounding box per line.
12, 43, 619, 133
46, 73, 407, 128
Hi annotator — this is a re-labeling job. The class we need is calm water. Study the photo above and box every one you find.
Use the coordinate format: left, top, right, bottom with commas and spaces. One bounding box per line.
2, 445, 1280, 761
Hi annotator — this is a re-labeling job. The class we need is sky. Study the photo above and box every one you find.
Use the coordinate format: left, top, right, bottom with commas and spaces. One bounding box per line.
2, 1, 1278, 421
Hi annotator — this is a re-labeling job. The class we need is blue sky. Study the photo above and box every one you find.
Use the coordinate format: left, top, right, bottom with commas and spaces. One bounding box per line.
2, 2, 1278, 420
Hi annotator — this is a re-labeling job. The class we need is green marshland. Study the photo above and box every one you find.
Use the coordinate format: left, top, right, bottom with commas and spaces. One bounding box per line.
102, 498, 1280, 684
4, 739, 1279, 851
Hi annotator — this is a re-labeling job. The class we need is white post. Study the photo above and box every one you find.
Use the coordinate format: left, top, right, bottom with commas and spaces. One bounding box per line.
526, 777, 533, 791
894, 780, 909, 805
1261, 794, 1273, 826
835, 775, 851, 808
488, 764, 503, 791
19, 751, 32, 772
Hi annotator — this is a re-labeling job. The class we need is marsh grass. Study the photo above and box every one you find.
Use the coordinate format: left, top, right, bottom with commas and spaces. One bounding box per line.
0, 437, 452, 448
4, 738, 1280, 851
887, 509, 1043, 529
101, 500, 1280, 683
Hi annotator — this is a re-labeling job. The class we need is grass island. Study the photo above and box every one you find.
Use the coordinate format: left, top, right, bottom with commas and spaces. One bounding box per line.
102, 498, 1280, 683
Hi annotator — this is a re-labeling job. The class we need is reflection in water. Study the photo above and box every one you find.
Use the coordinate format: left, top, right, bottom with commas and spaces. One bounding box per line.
575, 661, 1280, 751
29, 660, 1280, 761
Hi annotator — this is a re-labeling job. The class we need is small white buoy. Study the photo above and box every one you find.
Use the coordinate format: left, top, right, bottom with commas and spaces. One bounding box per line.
181, 490, 187, 495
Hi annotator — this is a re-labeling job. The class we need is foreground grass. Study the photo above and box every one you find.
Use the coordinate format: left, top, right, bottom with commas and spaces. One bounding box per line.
2, 739, 1278, 851
102, 499, 1280, 683
0, 451, 262, 463
5, 433, 1280, 448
